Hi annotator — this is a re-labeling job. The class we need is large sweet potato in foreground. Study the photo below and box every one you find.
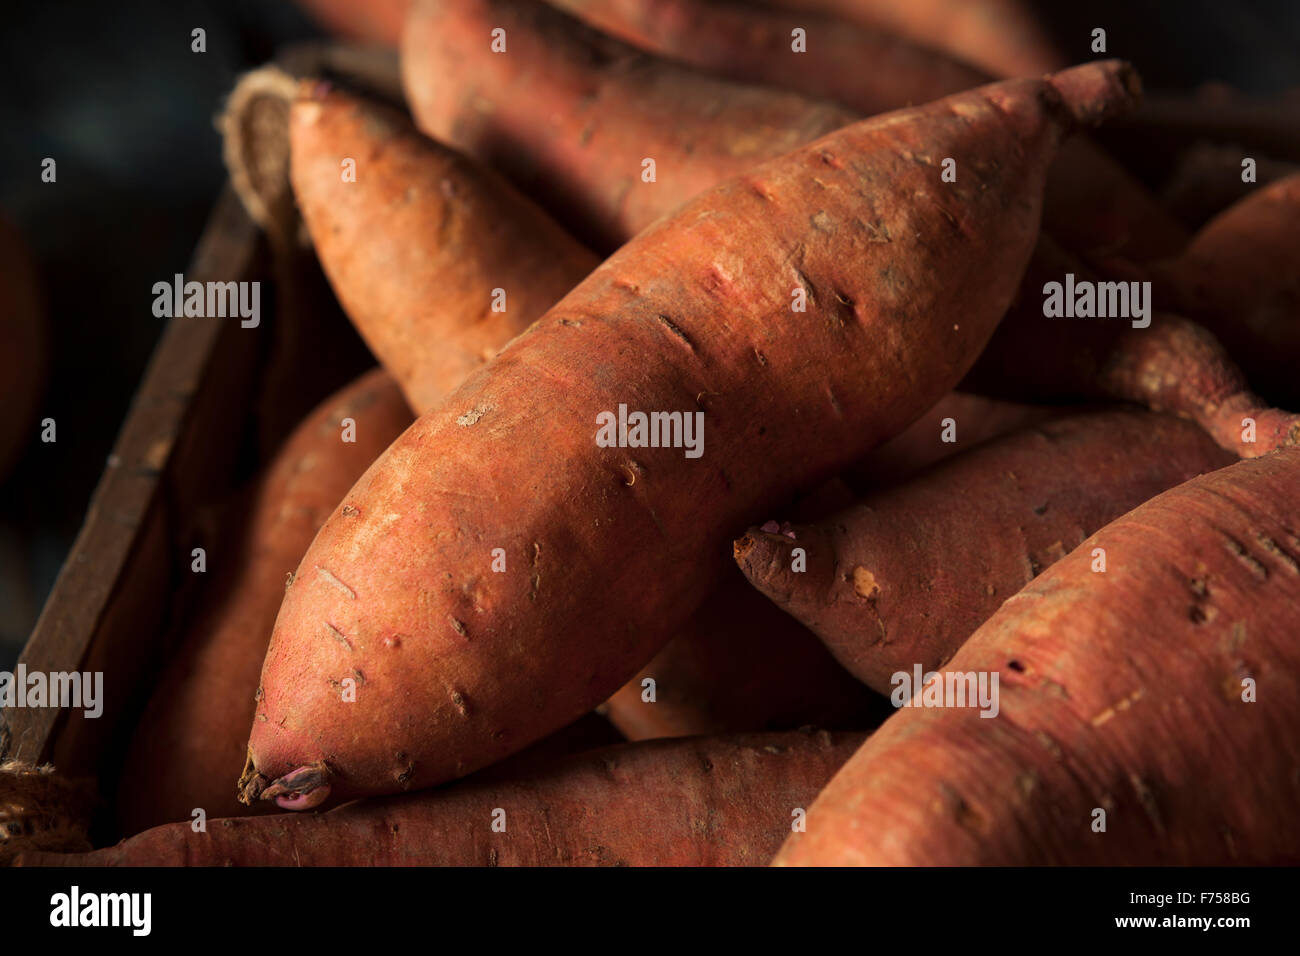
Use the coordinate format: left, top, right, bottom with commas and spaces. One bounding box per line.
116, 369, 411, 834
293, 82, 880, 738
237, 62, 1141, 808
775, 449, 1300, 866
290, 82, 598, 415
737, 410, 1233, 694
40, 732, 859, 866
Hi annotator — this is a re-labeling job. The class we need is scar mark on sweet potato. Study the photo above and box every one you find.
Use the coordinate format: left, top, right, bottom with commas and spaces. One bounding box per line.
831, 289, 855, 325
448, 615, 468, 639
1090, 688, 1143, 727
451, 690, 470, 716
1129, 774, 1165, 835
1222, 536, 1268, 580
793, 268, 818, 308
657, 314, 695, 352
852, 567, 880, 600
529, 542, 542, 601
1254, 533, 1300, 575
456, 403, 495, 427
323, 622, 352, 650
942, 785, 987, 835
340, 504, 360, 517
316, 566, 356, 599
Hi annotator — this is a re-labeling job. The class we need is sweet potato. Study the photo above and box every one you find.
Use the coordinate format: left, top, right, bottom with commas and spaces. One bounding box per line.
1150, 173, 1300, 405
1159, 143, 1299, 229
290, 82, 599, 415
841, 391, 1060, 493
401, 0, 857, 249
736, 410, 1233, 694
605, 394, 1057, 740
774, 449, 1300, 865
962, 236, 1300, 458
404, 0, 1182, 262
115, 369, 412, 835
762, 0, 1065, 78
40, 732, 860, 866
546, 0, 1185, 261
292, 82, 875, 738
0, 215, 46, 482
548, 0, 985, 115
237, 61, 1143, 808
602, 568, 887, 739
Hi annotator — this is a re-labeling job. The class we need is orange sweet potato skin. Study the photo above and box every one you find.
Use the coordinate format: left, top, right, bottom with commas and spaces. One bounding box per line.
1152, 174, 1300, 405
401, 0, 857, 250
763, 0, 1065, 78
775, 449, 1300, 866
290, 85, 598, 415
407, 0, 1179, 263
115, 369, 411, 835
294, 82, 868, 739
37, 732, 861, 866
605, 393, 1056, 738
962, 236, 1299, 459
241, 63, 1139, 805
549, 0, 985, 115
842, 391, 1060, 493
546, 0, 1183, 262
602, 568, 887, 739
737, 410, 1233, 694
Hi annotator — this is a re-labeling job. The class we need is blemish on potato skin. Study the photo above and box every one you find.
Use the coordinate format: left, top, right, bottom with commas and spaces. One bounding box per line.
448, 615, 468, 638
656, 313, 695, 352
323, 622, 352, 650
394, 752, 415, 783
341, 504, 360, 517
1254, 533, 1300, 574
451, 691, 470, 716
1222, 536, 1268, 579
316, 566, 357, 599
852, 567, 880, 600
455, 403, 495, 427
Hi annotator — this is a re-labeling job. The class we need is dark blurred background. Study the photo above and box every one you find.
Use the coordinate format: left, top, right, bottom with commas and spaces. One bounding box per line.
1, 0, 1299, 670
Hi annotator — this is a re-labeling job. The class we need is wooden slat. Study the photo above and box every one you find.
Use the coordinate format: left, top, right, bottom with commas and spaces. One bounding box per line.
1, 187, 260, 764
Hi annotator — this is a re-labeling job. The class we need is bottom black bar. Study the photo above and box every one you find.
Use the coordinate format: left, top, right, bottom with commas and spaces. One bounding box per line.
0, 865, 1285, 942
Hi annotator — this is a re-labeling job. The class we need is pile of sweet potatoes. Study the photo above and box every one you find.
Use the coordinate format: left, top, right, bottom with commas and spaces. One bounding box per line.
23, 0, 1300, 868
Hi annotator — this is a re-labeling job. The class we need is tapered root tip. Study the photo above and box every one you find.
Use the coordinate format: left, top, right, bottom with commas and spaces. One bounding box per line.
237, 749, 268, 806
259, 762, 334, 811
734, 527, 795, 591
1046, 59, 1142, 128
